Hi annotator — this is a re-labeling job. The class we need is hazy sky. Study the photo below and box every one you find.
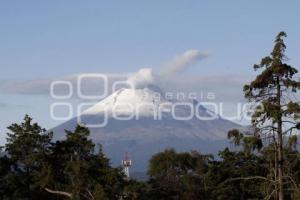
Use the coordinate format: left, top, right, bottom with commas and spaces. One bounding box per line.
0, 1, 299, 144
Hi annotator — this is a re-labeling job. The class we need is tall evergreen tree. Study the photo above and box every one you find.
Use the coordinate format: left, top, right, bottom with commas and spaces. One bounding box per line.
242, 31, 300, 199
3, 115, 53, 199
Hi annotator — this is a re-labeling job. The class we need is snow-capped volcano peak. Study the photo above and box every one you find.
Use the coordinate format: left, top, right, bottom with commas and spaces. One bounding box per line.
82, 68, 171, 117
82, 85, 171, 117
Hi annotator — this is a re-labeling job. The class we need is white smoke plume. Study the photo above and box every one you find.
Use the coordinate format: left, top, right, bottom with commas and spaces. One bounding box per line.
161, 49, 208, 76
127, 68, 155, 89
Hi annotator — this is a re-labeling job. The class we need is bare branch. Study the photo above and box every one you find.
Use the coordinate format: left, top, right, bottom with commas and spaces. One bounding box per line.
44, 188, 73, 199
219, 176, 274, 187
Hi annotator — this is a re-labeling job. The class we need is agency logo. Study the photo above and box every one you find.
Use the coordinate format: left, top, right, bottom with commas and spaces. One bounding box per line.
50, 73, 261, 128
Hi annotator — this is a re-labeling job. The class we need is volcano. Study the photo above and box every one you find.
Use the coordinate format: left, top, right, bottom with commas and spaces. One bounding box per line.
53, 69, 241, 171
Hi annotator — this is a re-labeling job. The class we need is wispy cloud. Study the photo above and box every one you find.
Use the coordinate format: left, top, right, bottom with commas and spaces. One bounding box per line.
0, 78, 55, 95
0, 49, 249, 103
0, 102, 27, 109
0, 103, 8, 108
161, 49, 208, 76
0, 74, 127, 97
0, 73, 249, 102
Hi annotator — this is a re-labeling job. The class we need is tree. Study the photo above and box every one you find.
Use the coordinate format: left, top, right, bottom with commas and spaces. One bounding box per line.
38, 124, 125, 200
147, 149, 212, 200
205, 147, 268, 200
2, 114, 53, 199
0, 116, 128, 200
241, 31, 300, 199
0, 149, 12, 199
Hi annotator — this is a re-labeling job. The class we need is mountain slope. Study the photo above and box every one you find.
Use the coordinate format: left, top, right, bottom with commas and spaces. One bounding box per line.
53, 84, 241, 171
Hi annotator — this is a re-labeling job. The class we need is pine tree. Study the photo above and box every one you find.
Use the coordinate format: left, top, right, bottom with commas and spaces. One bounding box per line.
4, 115, 53, 199
243, 31, 300, 200
40, 124, 125, 200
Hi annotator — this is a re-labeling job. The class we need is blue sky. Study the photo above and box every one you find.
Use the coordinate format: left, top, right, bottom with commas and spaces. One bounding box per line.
0, 1, 300, 144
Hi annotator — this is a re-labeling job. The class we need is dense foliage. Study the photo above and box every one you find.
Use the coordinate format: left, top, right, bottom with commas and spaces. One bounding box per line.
1, 115, 300, 200
0, 115, 126, 200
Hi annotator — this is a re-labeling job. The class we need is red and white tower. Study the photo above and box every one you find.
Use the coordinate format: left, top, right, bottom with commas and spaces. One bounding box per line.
122, 152, 132, 179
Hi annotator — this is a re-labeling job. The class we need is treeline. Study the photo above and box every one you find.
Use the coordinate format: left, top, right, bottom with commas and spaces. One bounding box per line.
0, 115, 300, 200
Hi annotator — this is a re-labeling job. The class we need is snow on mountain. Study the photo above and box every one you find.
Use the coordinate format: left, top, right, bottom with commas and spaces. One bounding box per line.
82, 86, 169, 117
53, 69, 241, 171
